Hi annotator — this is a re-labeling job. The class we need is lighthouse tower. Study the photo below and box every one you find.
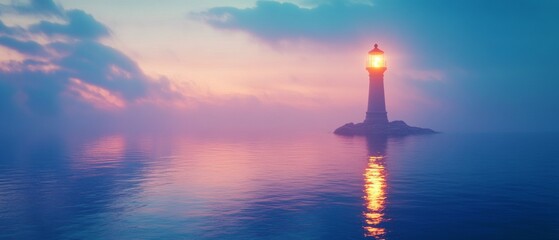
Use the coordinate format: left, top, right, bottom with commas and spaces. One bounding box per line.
364, 44, 388, 126
333, 43, 435, 136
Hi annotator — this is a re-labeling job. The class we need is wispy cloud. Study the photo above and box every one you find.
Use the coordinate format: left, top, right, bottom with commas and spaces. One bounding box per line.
0, 36, 46, 56
7, 0, 64, 16
29, 10, 110, 40
197, 0, 384, 44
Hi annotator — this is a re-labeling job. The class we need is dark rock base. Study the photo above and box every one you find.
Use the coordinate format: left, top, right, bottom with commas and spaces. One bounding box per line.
334, 120, 437, 136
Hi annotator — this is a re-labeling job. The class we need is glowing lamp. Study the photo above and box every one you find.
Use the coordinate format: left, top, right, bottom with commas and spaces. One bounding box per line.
367, 44, 386, 70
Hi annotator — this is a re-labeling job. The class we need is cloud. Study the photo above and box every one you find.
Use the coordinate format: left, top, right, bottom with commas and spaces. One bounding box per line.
0, 38, 167, 117
67, 78, 126, 111
0, 36, 46, 56
55, 41, 148, 100
30, 10, 110, 40
11, 0, 64, 16
198, 0, 384, 43
0, 20, 25, 36
0, 1, 186, 132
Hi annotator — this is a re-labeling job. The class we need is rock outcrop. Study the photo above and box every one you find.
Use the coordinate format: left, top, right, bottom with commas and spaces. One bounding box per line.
334, 120, 436, 136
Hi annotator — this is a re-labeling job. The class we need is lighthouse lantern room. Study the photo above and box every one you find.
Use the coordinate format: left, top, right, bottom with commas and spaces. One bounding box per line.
367, 44, 386, 70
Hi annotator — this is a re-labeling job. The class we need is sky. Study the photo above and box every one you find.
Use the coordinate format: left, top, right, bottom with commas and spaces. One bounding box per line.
1, 0, 558, 134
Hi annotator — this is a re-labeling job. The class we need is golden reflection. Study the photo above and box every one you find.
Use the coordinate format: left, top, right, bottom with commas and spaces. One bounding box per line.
363, 136, 388, 239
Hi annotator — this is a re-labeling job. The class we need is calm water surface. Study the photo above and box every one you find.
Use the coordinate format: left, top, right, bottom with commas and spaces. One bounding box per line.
0, 132, 558, 239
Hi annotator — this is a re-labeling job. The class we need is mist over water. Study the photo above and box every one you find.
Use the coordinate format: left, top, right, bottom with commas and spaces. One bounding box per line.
1, 132, 557, 239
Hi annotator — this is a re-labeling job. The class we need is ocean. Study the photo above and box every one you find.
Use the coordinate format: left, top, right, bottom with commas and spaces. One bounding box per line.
1, 132, 558, 239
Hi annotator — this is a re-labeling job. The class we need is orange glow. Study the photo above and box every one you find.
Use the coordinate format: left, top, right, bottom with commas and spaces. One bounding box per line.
363, 155, 387, 239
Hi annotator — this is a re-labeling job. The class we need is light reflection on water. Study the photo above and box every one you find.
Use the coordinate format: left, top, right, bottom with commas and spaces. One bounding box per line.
363, 136, 388, 239
364, 155, 387, 239
0, 132, 558, 239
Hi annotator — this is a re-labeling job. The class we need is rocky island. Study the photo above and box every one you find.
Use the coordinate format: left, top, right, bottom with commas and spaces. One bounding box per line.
334, 120, 436, 136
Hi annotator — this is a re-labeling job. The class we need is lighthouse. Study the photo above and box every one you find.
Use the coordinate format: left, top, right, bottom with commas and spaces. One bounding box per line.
364, 44, 388, 126
334, 43, 436, 136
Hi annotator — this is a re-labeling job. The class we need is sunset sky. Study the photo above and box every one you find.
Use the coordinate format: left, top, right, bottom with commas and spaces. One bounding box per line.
1, 0, 558, 134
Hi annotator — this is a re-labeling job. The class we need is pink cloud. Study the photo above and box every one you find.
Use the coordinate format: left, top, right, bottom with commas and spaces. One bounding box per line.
67, 78, 126, 111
